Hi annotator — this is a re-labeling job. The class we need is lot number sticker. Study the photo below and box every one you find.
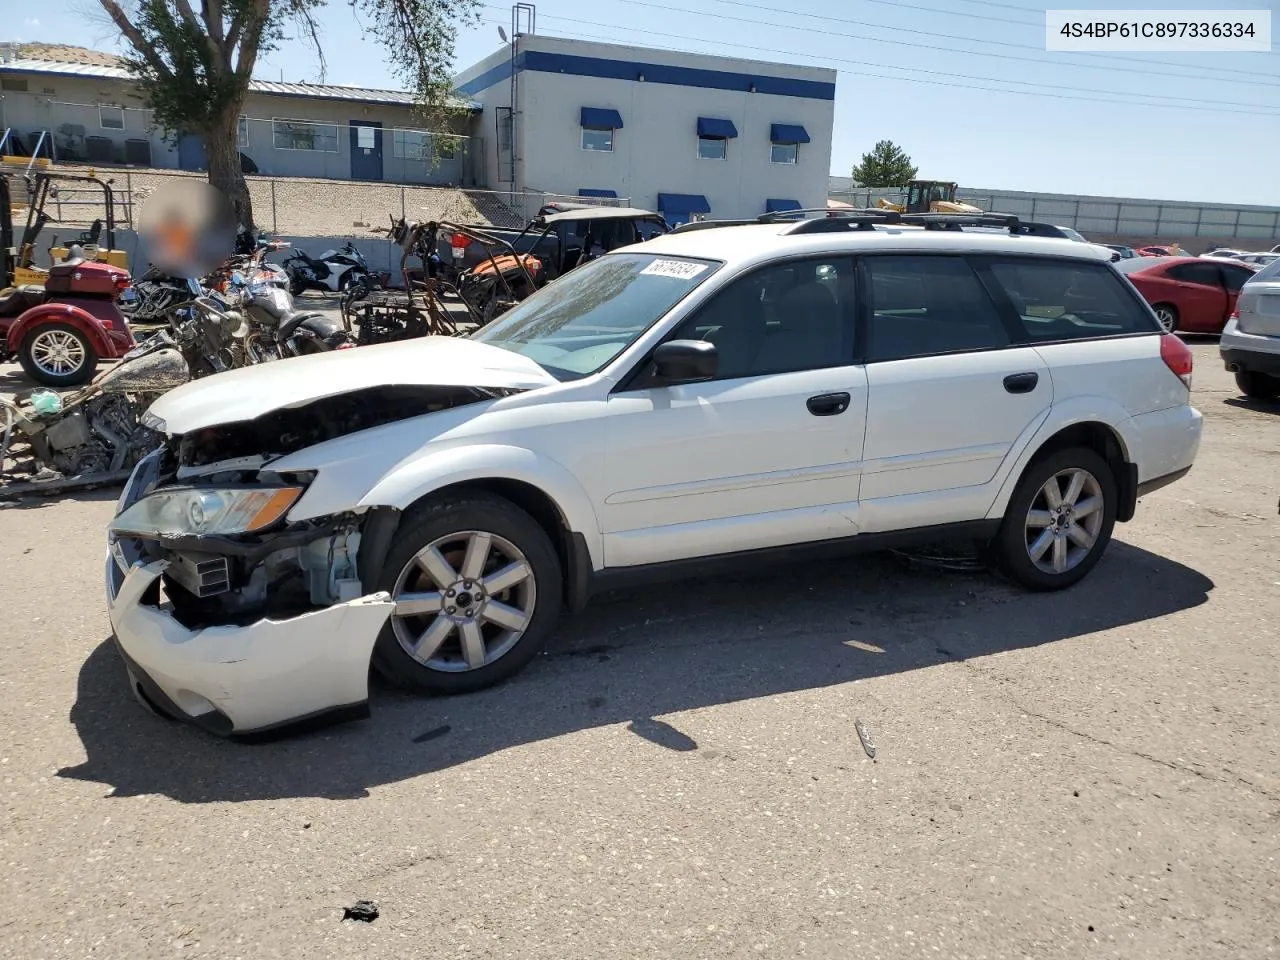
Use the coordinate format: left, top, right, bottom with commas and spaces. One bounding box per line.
641, 259, 708, 280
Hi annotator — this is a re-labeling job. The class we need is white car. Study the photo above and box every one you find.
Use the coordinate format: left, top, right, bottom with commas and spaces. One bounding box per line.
105, 215, 1203, 736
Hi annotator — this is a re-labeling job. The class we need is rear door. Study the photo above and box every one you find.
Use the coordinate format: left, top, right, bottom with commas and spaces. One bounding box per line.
857, 254, 1050, 533
1164, 261, 1227, 331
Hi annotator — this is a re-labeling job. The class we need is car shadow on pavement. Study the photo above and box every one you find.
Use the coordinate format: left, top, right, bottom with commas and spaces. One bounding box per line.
1223, 396, 1280, 414
59, 540, 1213, 803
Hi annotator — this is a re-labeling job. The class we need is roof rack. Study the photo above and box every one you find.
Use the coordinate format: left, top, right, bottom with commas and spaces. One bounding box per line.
766, 207, 905, 235
898, 212, 1022, 232
667, 218, 758, 234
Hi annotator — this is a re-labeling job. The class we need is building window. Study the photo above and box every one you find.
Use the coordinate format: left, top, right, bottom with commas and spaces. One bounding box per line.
698, 136, 727, 161
237, 117, 249, 149
272, 119, 339, 152
770, 142, 798, 165
0, 78, 28, 92
393, 129, 430, 160
582, 127, 614, 152
437, 136, 457, 160
99, 105, 125, 130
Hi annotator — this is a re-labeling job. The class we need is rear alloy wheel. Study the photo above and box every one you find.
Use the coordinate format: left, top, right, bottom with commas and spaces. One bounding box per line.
19, 322, 97, 386
994, 447, 1116, 591
372, 494, 563, 695
1152, 303, 1179, 333
1234, 369, 1280, 400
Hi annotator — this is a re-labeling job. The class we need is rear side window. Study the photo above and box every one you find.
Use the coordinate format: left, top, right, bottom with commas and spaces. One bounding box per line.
863, 255, 1009, 362
985, 259, 1158, 340
1219, 263, 1254, 292
1251, 257, 1280, 283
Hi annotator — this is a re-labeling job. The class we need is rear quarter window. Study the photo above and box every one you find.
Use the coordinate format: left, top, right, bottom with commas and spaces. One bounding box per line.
984, 258, 1159, 340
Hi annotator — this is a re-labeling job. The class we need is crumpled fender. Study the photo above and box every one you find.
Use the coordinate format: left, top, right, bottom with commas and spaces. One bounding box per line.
282, 440, 604, 570
982, 395, 1137, 521
7, 302, 115, 356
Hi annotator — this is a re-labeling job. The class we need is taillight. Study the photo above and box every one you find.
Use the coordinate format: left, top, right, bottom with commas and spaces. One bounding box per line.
1160, 333, 1193, 389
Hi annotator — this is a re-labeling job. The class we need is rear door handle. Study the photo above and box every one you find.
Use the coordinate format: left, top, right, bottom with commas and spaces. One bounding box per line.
807, 392, 851, 416
1003, 372, 1039, 394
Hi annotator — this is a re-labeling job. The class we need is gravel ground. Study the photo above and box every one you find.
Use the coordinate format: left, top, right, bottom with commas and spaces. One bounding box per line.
0, 340, 1277, 960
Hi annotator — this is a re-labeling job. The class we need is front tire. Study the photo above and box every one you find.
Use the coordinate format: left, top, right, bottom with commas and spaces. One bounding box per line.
19, 322, 98, 386
993, 447, 1117, 591
1234, 369, 1280, 400
371, 493, 563, 695
1152, 303, 1179, 333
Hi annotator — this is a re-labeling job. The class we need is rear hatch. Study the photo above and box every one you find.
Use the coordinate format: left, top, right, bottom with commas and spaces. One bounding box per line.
1236, 259, 1280, 337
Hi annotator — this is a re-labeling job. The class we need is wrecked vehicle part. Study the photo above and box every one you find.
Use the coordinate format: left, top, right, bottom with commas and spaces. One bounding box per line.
108, 559, 393, 736
174, 385, 511, 468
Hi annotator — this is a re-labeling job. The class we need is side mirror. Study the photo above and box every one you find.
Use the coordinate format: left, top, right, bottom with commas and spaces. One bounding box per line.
653, 339, 717, 384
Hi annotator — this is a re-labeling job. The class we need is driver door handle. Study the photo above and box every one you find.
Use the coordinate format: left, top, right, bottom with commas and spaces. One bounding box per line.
807, 392, 851, 416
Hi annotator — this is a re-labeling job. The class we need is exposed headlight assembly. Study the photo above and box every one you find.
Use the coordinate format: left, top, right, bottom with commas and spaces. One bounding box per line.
110, 486, 303, 538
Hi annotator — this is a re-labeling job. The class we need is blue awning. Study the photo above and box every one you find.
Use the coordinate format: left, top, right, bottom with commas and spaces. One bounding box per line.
770, 123, 811, 144
696, 117, 738, 139
657, 193, 711, 215
765, 198, 802, 213
580, 106, 623, 129
578, 188, 618, 198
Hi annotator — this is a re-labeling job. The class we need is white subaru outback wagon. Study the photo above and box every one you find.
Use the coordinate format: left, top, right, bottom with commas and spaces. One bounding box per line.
106, 212, 1202, 736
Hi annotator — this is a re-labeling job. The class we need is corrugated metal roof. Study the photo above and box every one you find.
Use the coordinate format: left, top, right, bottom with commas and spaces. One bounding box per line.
0, 57, 479, 110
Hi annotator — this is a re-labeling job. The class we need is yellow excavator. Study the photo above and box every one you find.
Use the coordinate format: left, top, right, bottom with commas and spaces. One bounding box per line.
877, 180, 983, 215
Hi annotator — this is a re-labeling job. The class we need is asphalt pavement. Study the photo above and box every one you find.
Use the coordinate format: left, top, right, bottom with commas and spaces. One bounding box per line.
0, 341, 1276, 960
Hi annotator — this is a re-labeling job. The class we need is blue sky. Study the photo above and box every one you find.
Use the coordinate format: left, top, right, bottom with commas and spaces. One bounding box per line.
10, 0, 1280, 204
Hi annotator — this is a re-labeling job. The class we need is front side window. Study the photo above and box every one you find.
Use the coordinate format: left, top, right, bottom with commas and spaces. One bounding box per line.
472, 253, 719, 379
770, 142, 798, 165
582, 127, 614, 152
272, 119, 339, 152
1166, 262, 1221, 286
698, 136, 726, 160
864, 255, 1009, 362
985, 259, 1158, 339
99, 105, 124, 130
666, 257, 855, 380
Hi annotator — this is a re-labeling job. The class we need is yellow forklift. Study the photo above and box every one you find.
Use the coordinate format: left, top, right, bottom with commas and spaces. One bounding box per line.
877, 180, 984, 215
9, 170, 129, 287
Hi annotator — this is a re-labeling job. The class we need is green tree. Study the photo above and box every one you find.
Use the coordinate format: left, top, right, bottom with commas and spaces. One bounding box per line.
96, 0, 480, 230
851, 140, 918, 188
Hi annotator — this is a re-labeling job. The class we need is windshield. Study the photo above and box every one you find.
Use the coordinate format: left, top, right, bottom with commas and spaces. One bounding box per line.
472, 252, 720, 379
1249, 256, 1280, 284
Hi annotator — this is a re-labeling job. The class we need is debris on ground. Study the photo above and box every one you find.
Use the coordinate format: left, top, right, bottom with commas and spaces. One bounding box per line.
411, 724, 451, 743
854, 719, 877, 760
343, 900, 379, 923
891, 541, 987, 573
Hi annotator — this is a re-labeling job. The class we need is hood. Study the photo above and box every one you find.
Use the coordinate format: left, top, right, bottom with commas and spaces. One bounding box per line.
145, 336, 557, 435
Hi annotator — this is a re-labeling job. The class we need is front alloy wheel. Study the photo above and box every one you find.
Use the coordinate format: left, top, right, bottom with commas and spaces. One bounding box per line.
372, 493, 562, 694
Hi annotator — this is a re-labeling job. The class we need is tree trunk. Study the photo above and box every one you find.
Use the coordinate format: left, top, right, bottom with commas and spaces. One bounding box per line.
205, 106, 253, 232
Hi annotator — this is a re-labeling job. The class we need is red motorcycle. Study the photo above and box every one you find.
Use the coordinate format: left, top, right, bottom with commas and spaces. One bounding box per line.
0, 255, 137, 387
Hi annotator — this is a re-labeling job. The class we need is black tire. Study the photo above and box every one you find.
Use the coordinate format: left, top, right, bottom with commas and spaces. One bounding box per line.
18, 322, 98, 386
371, 493, 563, 695
1152, 302, 1179, 333
1234, 369, 1280, 400
288, 275, 305, 297
993, 446, 1117, 591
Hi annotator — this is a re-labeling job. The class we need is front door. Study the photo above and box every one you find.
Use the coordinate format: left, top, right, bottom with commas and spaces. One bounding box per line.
857, 253, 1051, 532
349, 120, 383, 181
602, 256, 867, 567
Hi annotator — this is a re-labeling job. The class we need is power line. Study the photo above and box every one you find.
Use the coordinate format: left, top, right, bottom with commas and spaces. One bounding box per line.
693, 0, 1280, 81
484, 8, 1280, 117
610, 0, 1280, 89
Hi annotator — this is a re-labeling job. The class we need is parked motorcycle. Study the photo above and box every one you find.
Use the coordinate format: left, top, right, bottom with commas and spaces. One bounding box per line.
235, 275, 356, 361
283, 241, 374, 296
0, 333, 189, 497
118, 264, 191, 322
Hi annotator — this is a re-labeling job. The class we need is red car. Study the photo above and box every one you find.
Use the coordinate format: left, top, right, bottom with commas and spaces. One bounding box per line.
1114, 256, 1256, 334
1137, 245, 1171, 258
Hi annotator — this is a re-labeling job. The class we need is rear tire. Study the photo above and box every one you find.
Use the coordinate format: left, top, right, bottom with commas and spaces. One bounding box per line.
371, 493, 563, 695
993, 447, 1117, 591
1234, 369, 1280, 400
19, 322, 98, 387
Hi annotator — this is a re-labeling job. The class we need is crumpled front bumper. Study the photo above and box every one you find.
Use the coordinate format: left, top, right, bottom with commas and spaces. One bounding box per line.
106, 556, 393, 737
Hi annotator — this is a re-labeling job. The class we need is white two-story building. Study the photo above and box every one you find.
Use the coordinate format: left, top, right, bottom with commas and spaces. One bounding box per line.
454, 34, 837, 224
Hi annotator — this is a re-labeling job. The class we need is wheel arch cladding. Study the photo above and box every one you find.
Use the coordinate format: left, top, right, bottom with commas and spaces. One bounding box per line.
1026, 422, 1137, 523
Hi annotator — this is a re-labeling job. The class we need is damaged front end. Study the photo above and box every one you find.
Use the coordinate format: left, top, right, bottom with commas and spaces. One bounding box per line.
106, 383, 512, 736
